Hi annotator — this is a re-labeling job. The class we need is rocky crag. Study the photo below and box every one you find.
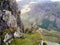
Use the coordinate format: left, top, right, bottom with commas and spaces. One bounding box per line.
0, 0, 24, 45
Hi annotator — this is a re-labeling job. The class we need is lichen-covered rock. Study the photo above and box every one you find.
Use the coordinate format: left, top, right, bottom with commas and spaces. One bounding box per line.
3, 33, 13, 45
0, 10, 8, 32
0, 0, 24, 45
0, 0, 24, 32
3, 10, 17, 28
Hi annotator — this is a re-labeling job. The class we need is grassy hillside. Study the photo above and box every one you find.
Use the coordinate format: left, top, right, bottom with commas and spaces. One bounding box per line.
42, 29, 60, 43
10, 32, 43, 45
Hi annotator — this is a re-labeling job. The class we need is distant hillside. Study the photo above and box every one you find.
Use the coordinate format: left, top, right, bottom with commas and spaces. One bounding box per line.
18, 0, 51, 9
20, 2, 60, 31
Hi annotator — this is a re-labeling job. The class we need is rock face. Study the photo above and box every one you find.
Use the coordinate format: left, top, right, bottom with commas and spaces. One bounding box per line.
3, 10, 17, 28
0, 0, 24, 32
0, 10, 8, 32
0, 0, 24, 45
3, 33, 13, 45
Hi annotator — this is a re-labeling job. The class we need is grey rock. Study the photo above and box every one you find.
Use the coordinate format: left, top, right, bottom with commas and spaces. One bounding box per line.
0, 0, 24, 32
3, 10, 17, 28
0, 10, 8, 32
0, 0, 24, 45
3, 33, 13, 45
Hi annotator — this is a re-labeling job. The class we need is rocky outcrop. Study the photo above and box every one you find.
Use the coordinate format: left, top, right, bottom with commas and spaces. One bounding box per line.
0, 10, 8, 32
0, 0, 24, 32
0, 0, 24, 45
3, 10, 17, 28
3, 33, 13, 45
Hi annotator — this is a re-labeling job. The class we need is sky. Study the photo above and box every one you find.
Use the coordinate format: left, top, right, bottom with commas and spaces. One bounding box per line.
16, 0, 60, 2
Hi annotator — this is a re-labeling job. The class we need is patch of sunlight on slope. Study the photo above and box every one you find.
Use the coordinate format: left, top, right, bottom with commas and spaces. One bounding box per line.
21, 2, 37, 14
21, 5, 31, 14
21, 2, 38, 21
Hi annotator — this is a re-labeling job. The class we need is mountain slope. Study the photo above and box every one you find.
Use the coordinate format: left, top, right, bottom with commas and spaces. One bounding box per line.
20, 2, 60, 31
18, 0, 51, 9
